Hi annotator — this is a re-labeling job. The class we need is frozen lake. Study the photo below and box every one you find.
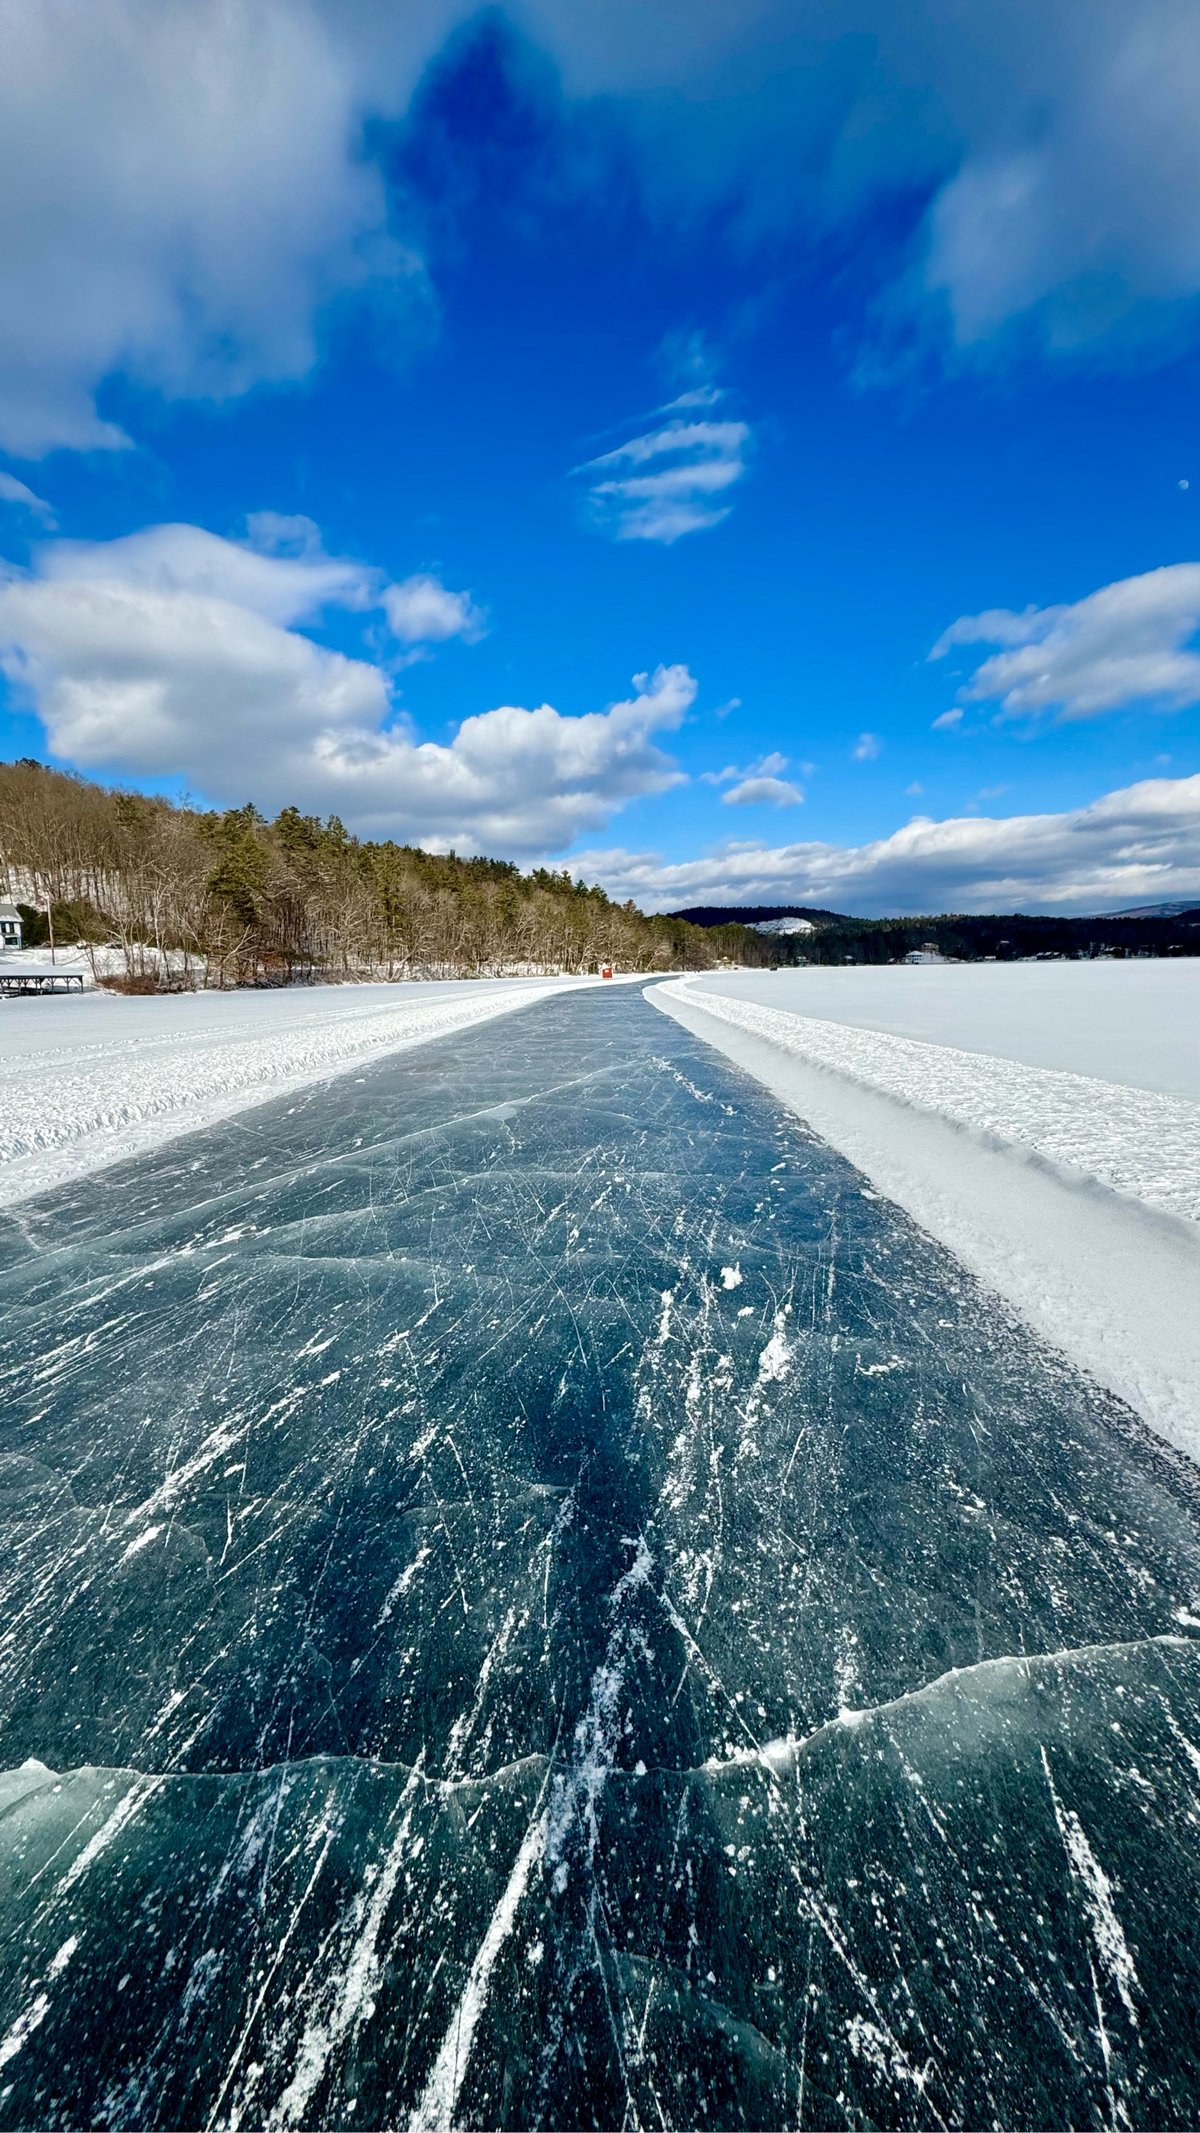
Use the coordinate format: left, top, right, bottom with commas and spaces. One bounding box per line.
1, 985, 1199, 2127
695, 958, 1200, 1099
0, 974, 573, 1063
0, 975, 595, 1208
665, 965, 1200, 1457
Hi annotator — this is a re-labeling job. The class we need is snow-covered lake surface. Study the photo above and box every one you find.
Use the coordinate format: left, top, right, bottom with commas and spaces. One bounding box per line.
3, 987, 1200, 2128
696, 959, 1200, 1098
0, 977, 598, 1209
658, 964, 1200, 1460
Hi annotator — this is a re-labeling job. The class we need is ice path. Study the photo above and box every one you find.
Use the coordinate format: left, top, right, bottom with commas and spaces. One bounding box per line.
2, 989, 1200, 2126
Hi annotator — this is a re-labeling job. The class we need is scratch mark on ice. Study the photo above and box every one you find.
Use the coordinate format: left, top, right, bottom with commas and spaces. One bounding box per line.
407, 1804, 548, 2133
56, 1779, 164, 1895
0, 1995, 49, 2074
271, 1779, 423, 2127
1042, 1749, 1139, 2026
0, 1937, 80, 2074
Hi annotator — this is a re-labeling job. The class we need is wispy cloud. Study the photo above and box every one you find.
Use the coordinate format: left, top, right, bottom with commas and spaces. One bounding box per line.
852, 731, 882, 760
574, 404, 752, 544
932, 564, 1200, 719
0, 472, 56, 527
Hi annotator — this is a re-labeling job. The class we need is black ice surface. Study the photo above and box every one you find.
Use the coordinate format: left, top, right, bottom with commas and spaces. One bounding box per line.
1, 985, 1199, 2129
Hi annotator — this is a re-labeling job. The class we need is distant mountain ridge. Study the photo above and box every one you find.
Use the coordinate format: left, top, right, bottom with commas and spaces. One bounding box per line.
669, 904, 846, 927
1103, 900, 1200, 919
668, 900, 1200, 965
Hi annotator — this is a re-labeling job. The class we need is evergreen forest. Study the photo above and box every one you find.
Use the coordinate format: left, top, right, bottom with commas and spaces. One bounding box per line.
0, 759, 768, 987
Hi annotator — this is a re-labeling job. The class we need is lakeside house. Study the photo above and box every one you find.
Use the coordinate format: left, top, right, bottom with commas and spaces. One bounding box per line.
0, 901, 23, 952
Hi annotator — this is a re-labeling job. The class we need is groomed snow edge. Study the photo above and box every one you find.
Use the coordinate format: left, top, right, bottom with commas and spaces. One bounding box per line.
0, 977, 609, 1210
652, 975, 1200, 1467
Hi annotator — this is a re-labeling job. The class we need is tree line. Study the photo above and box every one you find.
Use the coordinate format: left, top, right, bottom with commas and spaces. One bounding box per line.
0, 759, 769, 987
764, 910, 1200, 964
677, 901, 1200, 963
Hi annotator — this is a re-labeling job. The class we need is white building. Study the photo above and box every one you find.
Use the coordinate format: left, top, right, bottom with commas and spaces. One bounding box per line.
0, 901, 23, 951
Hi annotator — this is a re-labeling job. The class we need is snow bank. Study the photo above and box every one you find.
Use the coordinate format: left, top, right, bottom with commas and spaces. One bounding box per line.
653, 972, 1200, 1464
0, 977, 593, 1208
666, 976, 1200, 1225
694, 961, 1200, 1100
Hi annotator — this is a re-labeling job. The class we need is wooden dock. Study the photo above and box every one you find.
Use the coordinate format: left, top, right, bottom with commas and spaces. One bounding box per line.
0, 968, 86, 997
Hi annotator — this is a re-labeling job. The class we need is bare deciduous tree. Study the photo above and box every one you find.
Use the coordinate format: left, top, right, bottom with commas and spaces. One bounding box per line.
0, 760, 768, 988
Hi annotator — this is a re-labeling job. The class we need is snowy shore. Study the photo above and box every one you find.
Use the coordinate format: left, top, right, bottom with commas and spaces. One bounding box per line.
655, 963, 1200, 1463
0, 976, 599, 1208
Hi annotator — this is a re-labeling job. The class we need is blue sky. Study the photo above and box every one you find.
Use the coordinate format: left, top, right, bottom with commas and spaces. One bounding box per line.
2, 0, 1200, 913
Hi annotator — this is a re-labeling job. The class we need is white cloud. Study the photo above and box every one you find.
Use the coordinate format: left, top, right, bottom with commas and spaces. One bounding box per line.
932, 564, 1200, 720
932, 708, 964, 730
701, 751, 804, 806
306, 664, 693, 849
0, 518, 691, 852
39, 520, 375, 626
702, 749, 785, 785
570, 773, 1200, 915
852, 731, 882, 760
0, 0, 441, 456
244, 511, 326, 557
0, 574, 387, 773
6, 1, 1200, 456
575, 415, 752, 543
723, 775, 804, 807
920, 4, 1200, 356
0, 472, 56, 526
26, 521, 482, 656
383, 574, 484, 644
527, 0, 1200, 367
